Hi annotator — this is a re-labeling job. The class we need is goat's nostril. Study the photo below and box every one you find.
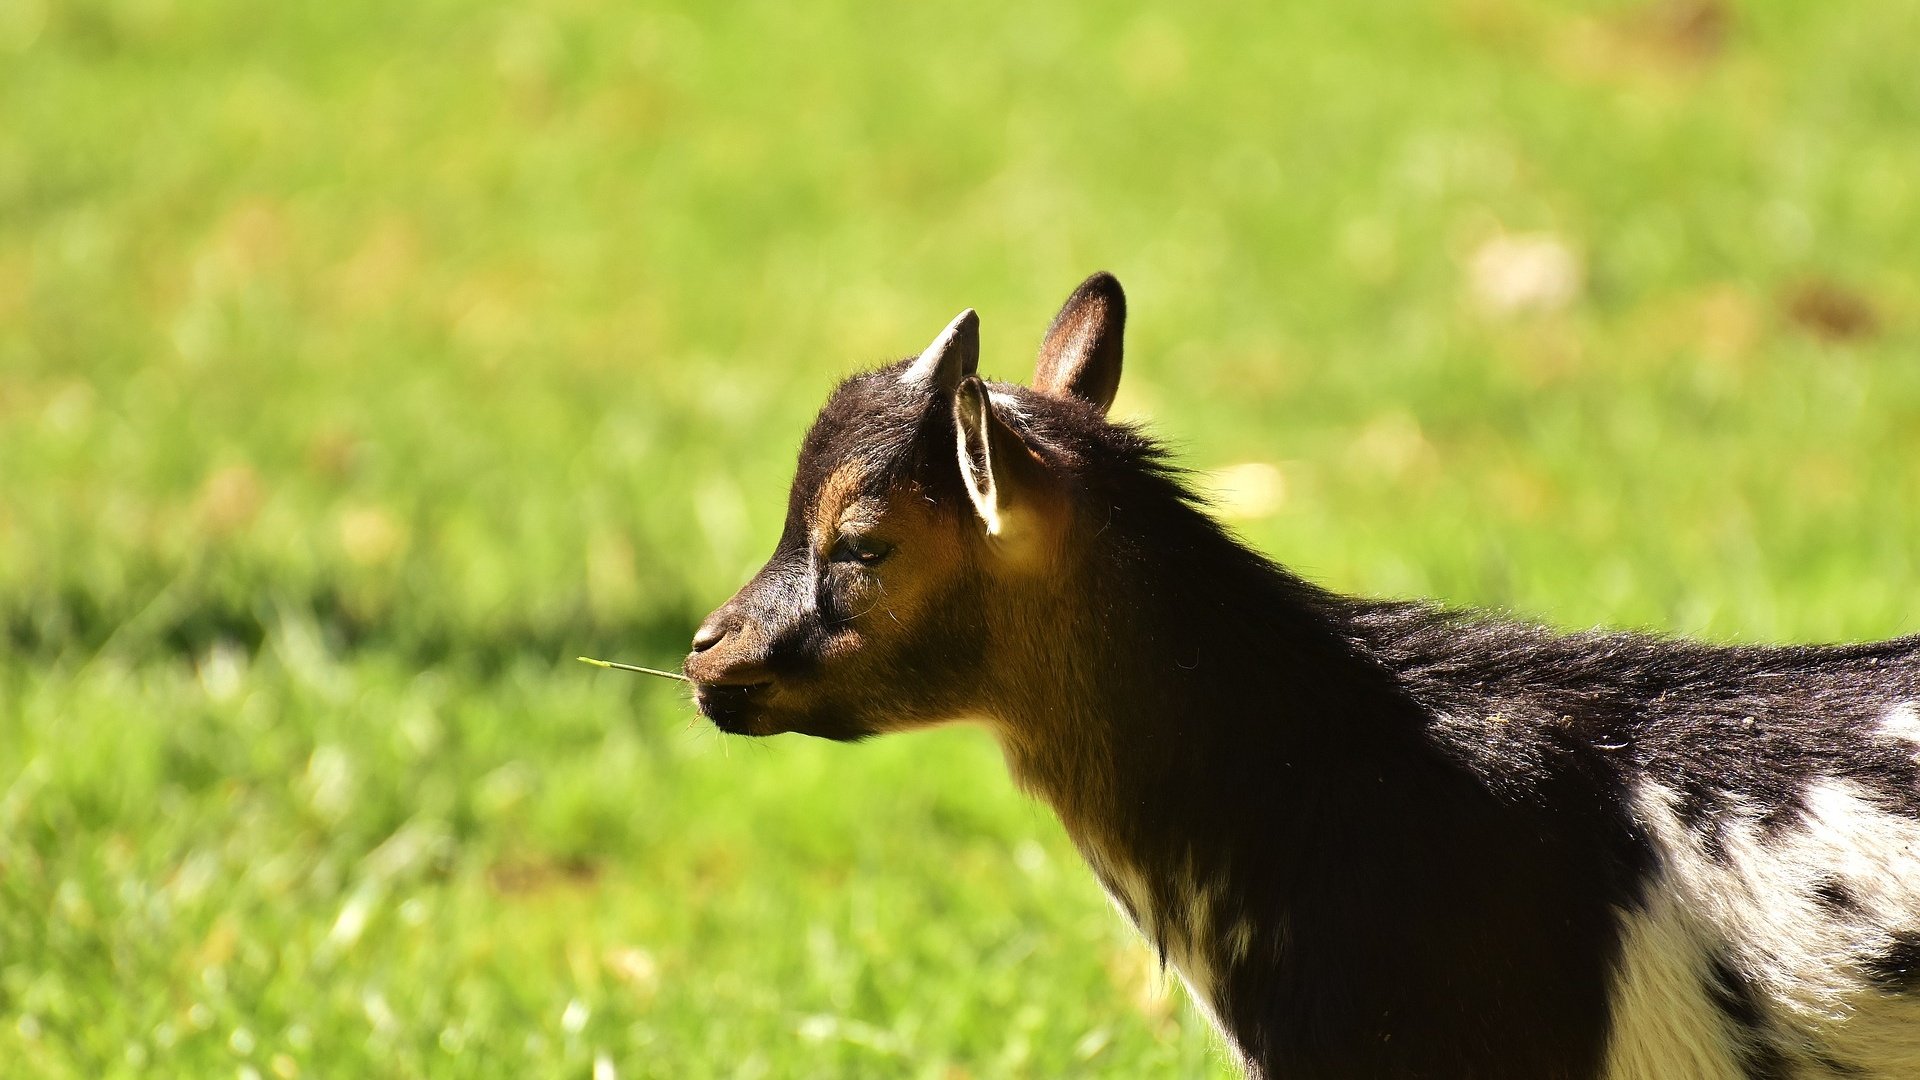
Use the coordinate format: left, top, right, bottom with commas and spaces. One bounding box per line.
691, 614, 730, 652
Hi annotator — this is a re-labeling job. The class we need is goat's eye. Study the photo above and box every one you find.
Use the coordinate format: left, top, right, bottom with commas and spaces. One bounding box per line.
831, 534, 894, 566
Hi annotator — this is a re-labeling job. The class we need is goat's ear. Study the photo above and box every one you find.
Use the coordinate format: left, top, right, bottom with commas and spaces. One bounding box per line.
1033, 272, 1125, 414
902, 309, 980, 392
952, 375, 1039, 540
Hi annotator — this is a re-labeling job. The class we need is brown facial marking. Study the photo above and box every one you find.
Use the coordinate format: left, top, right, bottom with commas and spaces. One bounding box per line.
811, 478, 981, 737
865, 482, 966, 628
813, 478, 962, 658
811, 461, 869, 553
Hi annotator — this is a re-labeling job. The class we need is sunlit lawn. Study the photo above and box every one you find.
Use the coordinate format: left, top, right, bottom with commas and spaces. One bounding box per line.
3, 0, 1917, 1075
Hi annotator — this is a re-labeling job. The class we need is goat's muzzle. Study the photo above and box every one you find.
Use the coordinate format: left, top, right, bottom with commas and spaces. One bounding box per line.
685, 605, 779, 734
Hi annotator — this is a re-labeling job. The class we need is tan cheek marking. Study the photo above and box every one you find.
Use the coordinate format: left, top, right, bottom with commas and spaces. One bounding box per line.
811, 462, 867, 552
857, 486, 964, 626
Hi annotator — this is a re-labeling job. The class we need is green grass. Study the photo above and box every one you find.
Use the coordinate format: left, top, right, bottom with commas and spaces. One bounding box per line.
3, 0, 1918, 1075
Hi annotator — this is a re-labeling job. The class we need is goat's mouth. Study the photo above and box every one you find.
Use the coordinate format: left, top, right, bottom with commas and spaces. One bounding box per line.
693, 682, 776, 735
691, 682, 875, 742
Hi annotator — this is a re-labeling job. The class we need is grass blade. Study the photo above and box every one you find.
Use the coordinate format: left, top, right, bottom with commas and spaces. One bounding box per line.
577, 656, 690, 681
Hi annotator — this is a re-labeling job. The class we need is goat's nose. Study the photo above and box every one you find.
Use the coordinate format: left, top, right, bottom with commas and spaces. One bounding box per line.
691, 610, 733, 652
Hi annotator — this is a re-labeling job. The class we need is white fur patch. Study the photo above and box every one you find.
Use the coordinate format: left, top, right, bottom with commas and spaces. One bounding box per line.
1167, 874, 1224, 1032
1603, 869, 1753, 1080
1089, 846, 1152, 934
1227, 918, 1256, 965
1603, 779, 1920, 1078
987, 390, 1023, 414
1876, 702, 1920, 754
1083, 843, 1237, 1047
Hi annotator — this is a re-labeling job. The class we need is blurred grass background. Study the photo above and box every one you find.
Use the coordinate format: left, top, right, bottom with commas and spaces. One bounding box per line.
2, 0, 1916, 1075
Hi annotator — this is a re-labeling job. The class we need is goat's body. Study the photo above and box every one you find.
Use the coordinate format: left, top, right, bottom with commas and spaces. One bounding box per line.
1023, 546, 1920, 1078
1373, 614, 1920, 1080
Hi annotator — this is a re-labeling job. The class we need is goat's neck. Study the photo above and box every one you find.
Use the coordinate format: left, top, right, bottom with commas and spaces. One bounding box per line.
983, 522, 1418, 880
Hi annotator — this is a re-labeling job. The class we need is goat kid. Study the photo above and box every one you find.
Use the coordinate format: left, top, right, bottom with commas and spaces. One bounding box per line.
681, 273, 1920, 1079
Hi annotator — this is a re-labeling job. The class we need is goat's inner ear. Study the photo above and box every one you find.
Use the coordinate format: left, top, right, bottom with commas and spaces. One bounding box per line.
1033, 272, 1126, 414
952, 376, 1038, 540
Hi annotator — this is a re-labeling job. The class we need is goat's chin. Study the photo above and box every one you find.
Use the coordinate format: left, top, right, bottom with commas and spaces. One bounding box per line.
785, 716, 877, 742
721, 713, 875, 742
693, 684, 774, 736
694, 687, 876, 742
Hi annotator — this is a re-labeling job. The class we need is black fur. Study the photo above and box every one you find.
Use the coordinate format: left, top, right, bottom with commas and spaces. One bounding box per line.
1813, 876, 1861, 913
1706, 954, 1792, 1080
1862, 930, 1920, 995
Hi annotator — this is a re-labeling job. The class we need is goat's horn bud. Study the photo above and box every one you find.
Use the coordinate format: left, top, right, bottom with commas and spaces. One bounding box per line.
903, 308, 980, 391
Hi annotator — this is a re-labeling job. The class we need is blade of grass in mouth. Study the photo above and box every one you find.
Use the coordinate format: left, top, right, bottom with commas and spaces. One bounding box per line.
577, 656, 690, 681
